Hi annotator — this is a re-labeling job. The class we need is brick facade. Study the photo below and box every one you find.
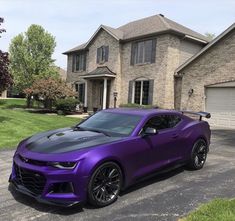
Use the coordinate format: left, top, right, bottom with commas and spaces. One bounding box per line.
176, 29, 235, 111
66, 29, 203, 110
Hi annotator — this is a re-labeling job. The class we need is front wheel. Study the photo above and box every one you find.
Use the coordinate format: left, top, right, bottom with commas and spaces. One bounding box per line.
188, 139, 208, 170
88, 162, 123, 207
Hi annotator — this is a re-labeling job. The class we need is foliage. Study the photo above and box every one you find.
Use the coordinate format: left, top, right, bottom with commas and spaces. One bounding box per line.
0, 17, 13, 93
119, 103, 159, 109
55, 98, 79, 114
0, 108, 80, 149
24, 77, 76, 110
9, 24, 57, 92
179, 198, 235, 221
204, 32, 216, 41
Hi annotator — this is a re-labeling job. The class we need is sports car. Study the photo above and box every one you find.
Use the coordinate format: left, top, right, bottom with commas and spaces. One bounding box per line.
9, 108, 211, 207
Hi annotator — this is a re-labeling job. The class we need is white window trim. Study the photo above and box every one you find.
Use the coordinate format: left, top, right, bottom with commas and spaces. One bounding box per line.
132, 80, 147, 105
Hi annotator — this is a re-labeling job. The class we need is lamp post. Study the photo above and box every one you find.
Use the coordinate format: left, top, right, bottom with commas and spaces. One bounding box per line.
113, 92, 118, 108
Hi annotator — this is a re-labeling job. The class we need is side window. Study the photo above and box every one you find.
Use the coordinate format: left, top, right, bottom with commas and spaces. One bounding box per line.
143, 115, 181, 131
168, 115, 181, 128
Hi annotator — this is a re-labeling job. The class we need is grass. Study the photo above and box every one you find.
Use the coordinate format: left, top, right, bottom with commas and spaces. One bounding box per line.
0, 98, 27, 109
0, 99, 80, 149
179, 198, 235, 221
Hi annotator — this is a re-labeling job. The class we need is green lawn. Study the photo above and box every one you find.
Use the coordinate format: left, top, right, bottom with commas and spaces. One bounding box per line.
179, 198, 235, 221
0, 99, 80, 149
0, 98, 27, 109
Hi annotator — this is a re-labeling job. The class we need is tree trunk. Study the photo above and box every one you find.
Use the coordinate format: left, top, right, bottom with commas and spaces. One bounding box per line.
26, 95, 32, 108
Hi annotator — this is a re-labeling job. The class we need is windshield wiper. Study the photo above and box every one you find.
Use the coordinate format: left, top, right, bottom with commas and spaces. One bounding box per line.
85, 128, 111, 137
73, 126, 110, 137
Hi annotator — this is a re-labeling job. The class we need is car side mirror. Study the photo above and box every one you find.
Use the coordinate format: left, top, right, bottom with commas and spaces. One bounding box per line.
142, 127, 158, 137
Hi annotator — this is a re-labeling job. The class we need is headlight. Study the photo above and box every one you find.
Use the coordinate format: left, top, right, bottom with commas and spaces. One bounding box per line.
50, 162, 77, 170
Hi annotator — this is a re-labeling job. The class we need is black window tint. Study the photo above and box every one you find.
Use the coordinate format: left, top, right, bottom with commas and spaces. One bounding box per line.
144, 115, 181, 131
168, 115, 181, 128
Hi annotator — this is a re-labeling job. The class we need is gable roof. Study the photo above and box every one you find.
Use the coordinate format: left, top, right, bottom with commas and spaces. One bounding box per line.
175, 23, 235, 74
63, 14, 209, 54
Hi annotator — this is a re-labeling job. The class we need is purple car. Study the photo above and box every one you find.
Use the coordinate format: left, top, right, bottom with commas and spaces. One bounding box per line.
9, 108, 211, 207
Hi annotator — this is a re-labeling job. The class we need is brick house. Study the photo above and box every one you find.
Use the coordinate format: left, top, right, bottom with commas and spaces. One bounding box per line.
64, 14, 208, 110
175, 23, 235, 128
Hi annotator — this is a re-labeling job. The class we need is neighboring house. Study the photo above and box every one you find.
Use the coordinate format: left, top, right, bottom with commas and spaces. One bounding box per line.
56, 66, 67, 81
0, 90, 7, 98
175, 23, 235, 128
64, 14, 209, 110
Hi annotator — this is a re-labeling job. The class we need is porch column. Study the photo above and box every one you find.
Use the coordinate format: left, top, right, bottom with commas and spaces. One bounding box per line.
102, 78, 107, 109
84, 80, 88, 107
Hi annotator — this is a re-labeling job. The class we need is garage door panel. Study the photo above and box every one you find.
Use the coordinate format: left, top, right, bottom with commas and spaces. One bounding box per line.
206, 87, 235, 128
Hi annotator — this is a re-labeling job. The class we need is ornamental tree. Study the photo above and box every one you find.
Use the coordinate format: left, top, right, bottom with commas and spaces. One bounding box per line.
0, 17, 13, 93
24, 77, 76, 110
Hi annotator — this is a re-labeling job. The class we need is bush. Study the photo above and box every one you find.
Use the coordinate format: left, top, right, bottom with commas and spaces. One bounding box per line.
119, 103, 159, 109
55, 98, 79, 114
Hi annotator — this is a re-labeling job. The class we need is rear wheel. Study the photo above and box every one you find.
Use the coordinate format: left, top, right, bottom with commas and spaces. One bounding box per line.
188, 139, 208, 170
88, 162, 122, 207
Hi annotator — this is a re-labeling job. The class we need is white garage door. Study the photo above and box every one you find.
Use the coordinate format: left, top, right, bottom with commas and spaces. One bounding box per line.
206, 87, 235, 128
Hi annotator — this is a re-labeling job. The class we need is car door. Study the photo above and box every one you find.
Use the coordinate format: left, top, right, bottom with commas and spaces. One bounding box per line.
136, 114, 183, 175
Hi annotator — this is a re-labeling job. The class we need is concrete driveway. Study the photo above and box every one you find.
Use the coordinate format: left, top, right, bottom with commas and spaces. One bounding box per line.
1, 129, 235, 221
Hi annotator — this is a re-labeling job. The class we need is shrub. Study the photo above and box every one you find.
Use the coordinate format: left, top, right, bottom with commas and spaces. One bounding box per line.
55, 98, 79, 114
119, 103, 159, 109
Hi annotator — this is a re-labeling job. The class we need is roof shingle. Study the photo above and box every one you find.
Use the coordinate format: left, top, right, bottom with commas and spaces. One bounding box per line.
64, 14, 209, 54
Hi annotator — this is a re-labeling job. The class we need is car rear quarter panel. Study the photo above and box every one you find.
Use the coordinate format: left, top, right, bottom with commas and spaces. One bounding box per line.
181, 118, 211, 160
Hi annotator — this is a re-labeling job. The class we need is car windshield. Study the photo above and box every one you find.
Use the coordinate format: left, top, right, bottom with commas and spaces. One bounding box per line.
78, 111, 142, 136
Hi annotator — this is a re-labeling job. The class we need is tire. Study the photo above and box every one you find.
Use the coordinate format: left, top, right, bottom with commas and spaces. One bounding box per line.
88, 162, 123, 207
188, 139, 208, 170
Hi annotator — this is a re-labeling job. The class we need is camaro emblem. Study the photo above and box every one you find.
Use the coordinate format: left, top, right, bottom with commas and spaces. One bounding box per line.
22, 156, 29, 163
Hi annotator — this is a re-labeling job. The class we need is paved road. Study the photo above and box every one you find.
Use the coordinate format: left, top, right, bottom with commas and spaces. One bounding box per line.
0, 129, 235, 221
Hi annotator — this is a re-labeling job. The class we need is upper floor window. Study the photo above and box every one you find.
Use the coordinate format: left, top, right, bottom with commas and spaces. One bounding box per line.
130, 39, 156, 65
97, 46, 109, 64
73, 52, 86, 72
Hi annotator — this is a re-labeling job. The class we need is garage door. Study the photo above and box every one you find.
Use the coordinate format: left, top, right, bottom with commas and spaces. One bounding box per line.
206, 87, 235, 128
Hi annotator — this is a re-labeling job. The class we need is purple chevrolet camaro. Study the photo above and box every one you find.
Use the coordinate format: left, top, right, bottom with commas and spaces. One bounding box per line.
9, 108, 211, 207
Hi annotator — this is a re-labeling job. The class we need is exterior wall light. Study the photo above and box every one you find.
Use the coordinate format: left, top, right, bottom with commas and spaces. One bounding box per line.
188, 88, 194, 97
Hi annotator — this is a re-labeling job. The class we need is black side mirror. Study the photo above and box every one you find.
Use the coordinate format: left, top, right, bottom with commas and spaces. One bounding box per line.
142, 127, 158, 137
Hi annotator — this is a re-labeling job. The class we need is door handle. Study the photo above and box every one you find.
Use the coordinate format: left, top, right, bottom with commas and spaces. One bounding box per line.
171, 133, 179, 138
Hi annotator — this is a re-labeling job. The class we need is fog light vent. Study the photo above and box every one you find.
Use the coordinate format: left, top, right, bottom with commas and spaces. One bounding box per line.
50, 182, 74, 194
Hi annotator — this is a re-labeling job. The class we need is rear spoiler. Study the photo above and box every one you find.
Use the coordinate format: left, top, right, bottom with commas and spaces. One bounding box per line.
181, 110, 211, 121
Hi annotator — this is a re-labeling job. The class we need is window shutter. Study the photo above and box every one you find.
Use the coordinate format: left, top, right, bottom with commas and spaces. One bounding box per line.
148, 79, 154, 105
105, 46, 109, 62
151, 39, 156, 63
72, 55, 76, 72
97, 47, 101, 64
83, 53, 86, 71
130, 43, 136, 65
128, 81, 133, 103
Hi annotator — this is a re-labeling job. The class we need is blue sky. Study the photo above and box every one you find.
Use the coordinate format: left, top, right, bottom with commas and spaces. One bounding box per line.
0, 0, 234, 69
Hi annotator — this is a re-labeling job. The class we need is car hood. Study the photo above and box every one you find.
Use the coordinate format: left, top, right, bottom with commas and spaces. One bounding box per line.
18, 128, 123, 157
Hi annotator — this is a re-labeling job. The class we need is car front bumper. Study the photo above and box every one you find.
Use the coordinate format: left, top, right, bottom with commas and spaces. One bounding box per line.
9, 154, 88, 207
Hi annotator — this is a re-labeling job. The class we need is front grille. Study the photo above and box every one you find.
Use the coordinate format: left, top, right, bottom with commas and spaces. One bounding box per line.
14, 163, 46, 196
19, 155, 48, 166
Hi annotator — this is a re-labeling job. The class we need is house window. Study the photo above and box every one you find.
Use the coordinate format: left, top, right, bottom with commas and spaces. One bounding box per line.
73, 52, 86, 71
74, 83, 85, 103
79, 83, 85, 103
131, 39, 156, 65
134, 80, 150, 105
97, 46, 109, 64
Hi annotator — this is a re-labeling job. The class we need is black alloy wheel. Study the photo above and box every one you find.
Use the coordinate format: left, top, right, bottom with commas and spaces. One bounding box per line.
88, 162, 122, 207
189, 139, 208, 170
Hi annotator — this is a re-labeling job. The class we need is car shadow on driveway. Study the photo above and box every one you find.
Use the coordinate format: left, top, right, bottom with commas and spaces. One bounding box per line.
8, 166, 185, 215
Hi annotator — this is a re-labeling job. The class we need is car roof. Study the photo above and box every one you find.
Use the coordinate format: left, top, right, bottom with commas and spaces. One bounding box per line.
103, 108, 181, 117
